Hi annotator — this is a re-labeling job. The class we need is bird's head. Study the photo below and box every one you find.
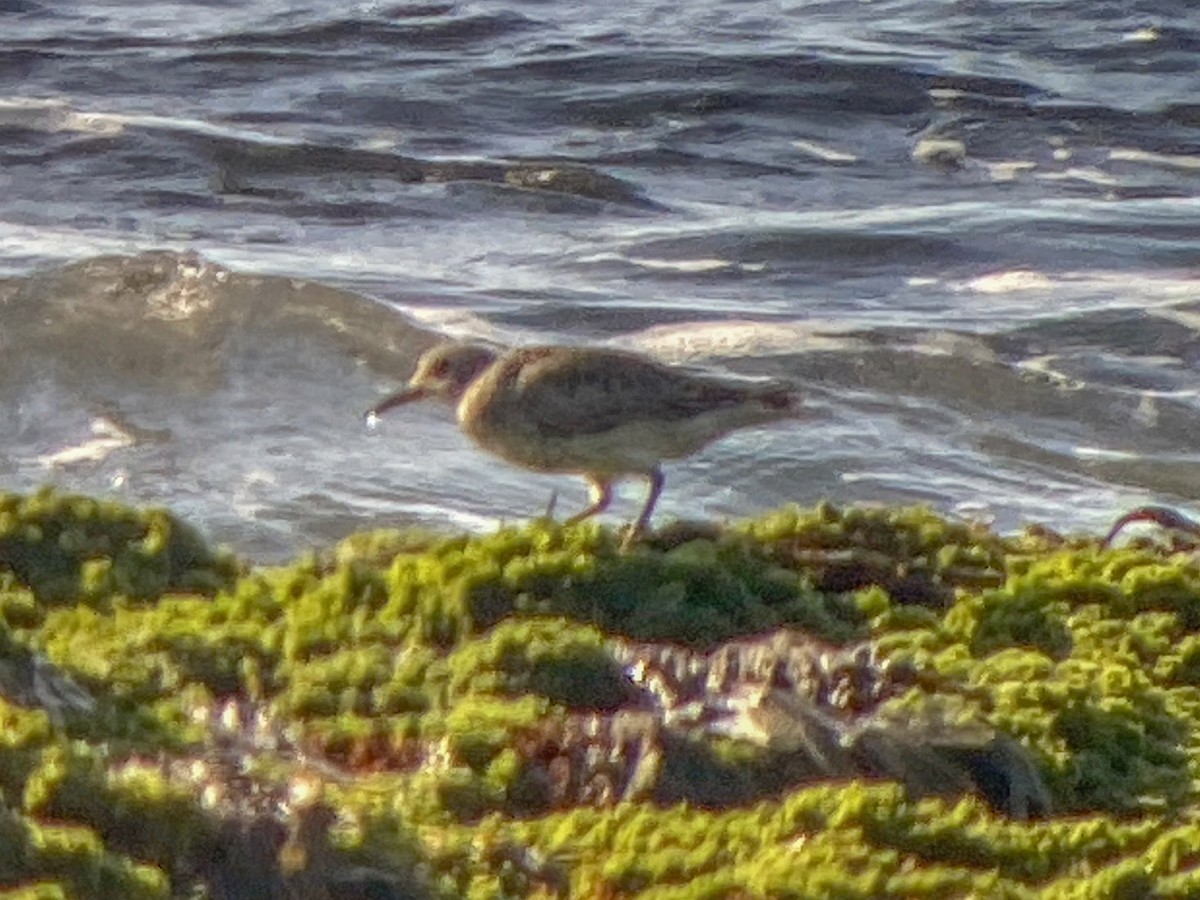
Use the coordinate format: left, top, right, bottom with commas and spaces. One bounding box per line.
365, 342, 498, 419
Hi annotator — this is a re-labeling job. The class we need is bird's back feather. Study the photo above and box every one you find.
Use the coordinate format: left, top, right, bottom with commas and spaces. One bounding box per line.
463, 347, 795, 439
454, 346, 800, 477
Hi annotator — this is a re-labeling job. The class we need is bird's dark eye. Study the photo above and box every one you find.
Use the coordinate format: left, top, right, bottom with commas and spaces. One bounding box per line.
430, 359, 451, 378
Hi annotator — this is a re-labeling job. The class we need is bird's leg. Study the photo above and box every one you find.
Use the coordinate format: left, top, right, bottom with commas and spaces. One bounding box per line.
622, 467, 665, 550
565, 476, 614, 525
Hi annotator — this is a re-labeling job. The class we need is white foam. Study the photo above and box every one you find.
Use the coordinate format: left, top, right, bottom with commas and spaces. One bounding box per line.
965, 270, 1054, 293
1037, 166, 1120, 186
402, 306, 523, 346
912, 138, 966, 167
230, 470, 278, 521
1016, 356, 1086, 390
1072, 446, 1139, 461
1123, 26, 1160, 42
0, 222, 146, 270
929, 270, 1199, 313
630, 257, 736, 273
0, 95, 320, 148
0, 97, 127, 136
396, 501, 499, 532
576, 251, 754, 274
620, 319, 860, 362
985, 161, 1037, 182
790, 139, 858, 164
38, 418, 134, 468
1109, 148, 1200, 171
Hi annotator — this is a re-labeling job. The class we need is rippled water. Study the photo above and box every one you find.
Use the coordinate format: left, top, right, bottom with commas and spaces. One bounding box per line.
1, 0, 1198, 558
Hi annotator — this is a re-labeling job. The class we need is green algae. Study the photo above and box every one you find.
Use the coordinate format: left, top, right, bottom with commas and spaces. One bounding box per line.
0, 489, 237, 609
5, 490, 1200, 896
446, 618, 631, 710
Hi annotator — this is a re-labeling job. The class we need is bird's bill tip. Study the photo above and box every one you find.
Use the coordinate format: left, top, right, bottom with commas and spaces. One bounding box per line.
364, 386, 428, 421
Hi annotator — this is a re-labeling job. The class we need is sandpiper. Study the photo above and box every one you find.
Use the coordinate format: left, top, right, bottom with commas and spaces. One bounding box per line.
366, 342, 801, 547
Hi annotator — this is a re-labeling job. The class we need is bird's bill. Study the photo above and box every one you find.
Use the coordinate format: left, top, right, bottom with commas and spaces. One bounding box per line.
364, 385, 428, 419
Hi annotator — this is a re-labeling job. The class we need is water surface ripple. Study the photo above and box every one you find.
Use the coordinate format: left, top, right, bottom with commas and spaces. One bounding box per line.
1, 0, 1198, 557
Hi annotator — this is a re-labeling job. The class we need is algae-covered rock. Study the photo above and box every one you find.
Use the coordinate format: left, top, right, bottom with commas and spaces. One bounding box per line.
0, 489, 238, 607
4, 490, 1200, 897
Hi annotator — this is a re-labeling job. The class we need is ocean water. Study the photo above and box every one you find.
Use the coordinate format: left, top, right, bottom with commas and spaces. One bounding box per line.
1, 0, 1198, 559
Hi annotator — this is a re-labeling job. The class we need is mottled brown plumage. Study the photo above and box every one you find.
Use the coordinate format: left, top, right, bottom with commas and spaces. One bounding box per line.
367, 342, 801, 546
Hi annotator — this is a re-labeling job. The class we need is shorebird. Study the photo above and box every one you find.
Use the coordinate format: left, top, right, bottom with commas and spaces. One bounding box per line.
366, 342, 801, 547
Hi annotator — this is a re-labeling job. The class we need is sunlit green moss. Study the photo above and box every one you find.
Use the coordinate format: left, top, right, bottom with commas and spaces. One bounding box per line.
6, 490, 1200, 895
446, 618, 630, 709
0, 488, 237, 609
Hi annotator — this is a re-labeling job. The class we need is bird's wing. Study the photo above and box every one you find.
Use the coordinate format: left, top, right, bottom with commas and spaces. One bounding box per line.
507, 348, 771, 438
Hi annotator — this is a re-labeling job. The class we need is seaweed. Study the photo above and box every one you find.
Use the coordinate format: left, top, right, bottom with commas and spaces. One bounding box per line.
2, 490, 1200, 897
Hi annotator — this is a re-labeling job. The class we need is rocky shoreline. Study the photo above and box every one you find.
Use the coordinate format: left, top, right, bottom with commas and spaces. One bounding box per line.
2, 489, 1200, 897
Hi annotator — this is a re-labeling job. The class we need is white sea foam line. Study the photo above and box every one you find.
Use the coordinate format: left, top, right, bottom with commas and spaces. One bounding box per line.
624, 194, 1200, 244
401, 307, 526, 346
842, 465, 1114, 503
625, 257, 734, 273
0, 95, 326, 149
621, 319, 864, 361
574, 252, 737, 273
1072, 446, 1140, 461
965, 270, 1054, 293
0, 97, 125, 135
394, 501, 500, 532
1036, 166, 1120, 186
985, 160, 1038, 182
608, 201, 992, 239
573, 251, 741, 273
0, 222, 470, 287
935, 269, 1199, 304
0, 225, 149, 263
38, 418, 134, 469
1110, 147, 1200, 170
1123, 26, 1160, 42
0, 94, 443, 220
902, 334, 1000, 363
1119, 354, 1195, 370
790, 139, 858, 164
0, 223, 298, 280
